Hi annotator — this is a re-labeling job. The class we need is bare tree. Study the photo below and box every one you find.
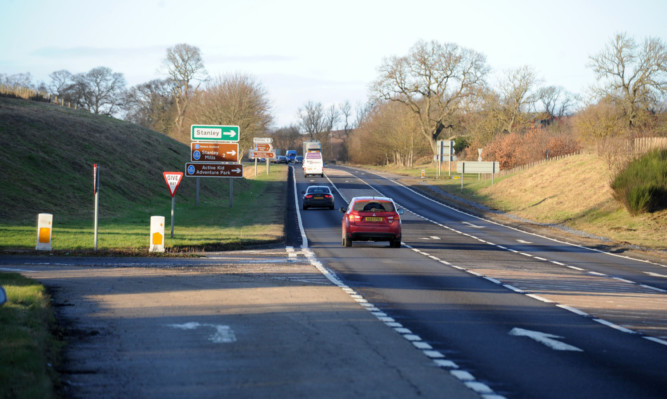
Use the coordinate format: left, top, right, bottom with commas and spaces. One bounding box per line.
124, 79, 175, 133
163, 43, 208, 132
496, 66, 539, 133
298, 101, 327, 140
338, 101, 353, 161
372, 40, 489, 157
0, 72, 35, 88
48, 70, 73, 96
589, 33, 667, 128
270, 125, 301, 153
537, 86, 574, 119
67, 67, 126, 115
187, 74, 272, 154
297, 101, 338, 158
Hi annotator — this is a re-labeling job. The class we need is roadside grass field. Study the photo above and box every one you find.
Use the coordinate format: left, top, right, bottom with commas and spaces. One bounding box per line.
0, 272, 62, 399
0, 165, 288, 254
362, 153, 666, 251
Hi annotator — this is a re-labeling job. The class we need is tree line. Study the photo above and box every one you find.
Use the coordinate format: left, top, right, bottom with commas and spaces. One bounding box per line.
1, 33, 665, 170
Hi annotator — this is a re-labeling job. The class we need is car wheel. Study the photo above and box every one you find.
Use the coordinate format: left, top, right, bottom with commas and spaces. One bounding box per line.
303, 205, 307, 210
390, 239, 401, 248
342, 233, 352, 247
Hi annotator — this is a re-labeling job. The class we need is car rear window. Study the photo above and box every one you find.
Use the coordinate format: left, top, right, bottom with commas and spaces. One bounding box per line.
352, 201, 395, 212
308, 187, 329, 194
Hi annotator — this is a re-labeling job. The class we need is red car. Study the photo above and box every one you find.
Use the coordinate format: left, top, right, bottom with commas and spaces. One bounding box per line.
340, 196, 403, 248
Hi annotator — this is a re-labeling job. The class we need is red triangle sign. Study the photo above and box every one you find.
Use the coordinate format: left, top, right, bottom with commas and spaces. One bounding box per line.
163, 171, 184, 197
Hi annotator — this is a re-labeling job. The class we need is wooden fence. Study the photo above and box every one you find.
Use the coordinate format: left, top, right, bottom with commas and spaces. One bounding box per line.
0, 84, 78, 109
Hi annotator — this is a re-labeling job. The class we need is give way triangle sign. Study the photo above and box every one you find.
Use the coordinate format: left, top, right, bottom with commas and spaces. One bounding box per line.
163, 171, 184, 197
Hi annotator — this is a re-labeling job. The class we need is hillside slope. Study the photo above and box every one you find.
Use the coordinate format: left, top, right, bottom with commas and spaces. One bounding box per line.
0, 96, 229, 224
480, 153, 666, 250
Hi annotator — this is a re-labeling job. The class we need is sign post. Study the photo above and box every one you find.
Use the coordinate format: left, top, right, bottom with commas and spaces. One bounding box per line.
36, 213, 53, 251
457, 161, 500, 188
163, 171, 184, 238
191, 142, 239, 162
253, 138, 274, 176
93, 164, 100, 250
189, 124, 243, 208
191, 125, 240, 142
149, 216, 165, 253
437, 140, 455, 177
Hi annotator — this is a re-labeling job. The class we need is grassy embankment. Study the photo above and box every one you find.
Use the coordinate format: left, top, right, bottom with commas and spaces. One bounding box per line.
365, 153, 666, 251
0, 95, 289, 398
0, 96, 288, 253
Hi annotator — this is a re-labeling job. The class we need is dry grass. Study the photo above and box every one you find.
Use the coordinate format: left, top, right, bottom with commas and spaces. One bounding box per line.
480, 153, 667, 249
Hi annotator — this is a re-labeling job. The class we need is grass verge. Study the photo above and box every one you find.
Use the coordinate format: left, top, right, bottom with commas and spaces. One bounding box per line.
0, 272, 62, 399
0, 165, 289, 255
357, 154, 667, 251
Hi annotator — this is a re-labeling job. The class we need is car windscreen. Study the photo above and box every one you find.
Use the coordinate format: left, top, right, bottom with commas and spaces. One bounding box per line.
352, 201, 395, 212
307, 187, 329, 194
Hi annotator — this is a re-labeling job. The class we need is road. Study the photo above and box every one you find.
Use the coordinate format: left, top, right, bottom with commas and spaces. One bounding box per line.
2, 162, 665, 399
295, 164, 667, 399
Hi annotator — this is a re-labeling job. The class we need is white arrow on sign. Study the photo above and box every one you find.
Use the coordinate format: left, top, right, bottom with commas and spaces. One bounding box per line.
226, 150, 237, 156
509, 328, 583, 351
223, 130, 237, 137
231, 168, 241, 174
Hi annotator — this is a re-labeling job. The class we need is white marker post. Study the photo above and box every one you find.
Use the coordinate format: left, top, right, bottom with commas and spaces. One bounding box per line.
93, 164, 100, 250
149, 216, 165, 253
36, 213, 53, 251
162, 171, 184, 238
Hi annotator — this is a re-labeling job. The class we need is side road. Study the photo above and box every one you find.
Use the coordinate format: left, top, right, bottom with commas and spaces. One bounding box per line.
1, 250, 479, 399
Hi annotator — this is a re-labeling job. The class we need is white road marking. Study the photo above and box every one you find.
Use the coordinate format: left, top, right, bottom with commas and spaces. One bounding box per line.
516, 239, 532, 244
645, 271, 667, 278
509, 328, 583, 352
462, 221, 484, 228
167, 322, 237, 343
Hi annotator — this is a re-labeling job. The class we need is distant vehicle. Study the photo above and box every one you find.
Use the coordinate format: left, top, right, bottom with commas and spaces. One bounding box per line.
303, 140, 321, 156
303, 151, 324, 177
286, 150, 297, 162
302, 185, 334, 210
275, 155, 288, 164
294, 155, 304, 164
340, 196, 403, 248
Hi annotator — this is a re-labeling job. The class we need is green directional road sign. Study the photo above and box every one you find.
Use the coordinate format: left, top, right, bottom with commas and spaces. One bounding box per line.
191, 125, 240, 142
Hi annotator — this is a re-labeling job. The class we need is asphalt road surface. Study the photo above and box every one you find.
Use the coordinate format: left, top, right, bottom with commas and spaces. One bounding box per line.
297, 164, 667, 399
2, 163, 665, 399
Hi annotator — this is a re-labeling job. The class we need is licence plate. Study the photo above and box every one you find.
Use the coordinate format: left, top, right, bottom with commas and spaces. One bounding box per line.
314, 196, 323, 199
365, 217, 383, 222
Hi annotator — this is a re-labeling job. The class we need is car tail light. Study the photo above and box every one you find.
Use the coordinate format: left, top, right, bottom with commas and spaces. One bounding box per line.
305, 194, 313, 199
348, 212, 362, 223
324, 194, 332, 198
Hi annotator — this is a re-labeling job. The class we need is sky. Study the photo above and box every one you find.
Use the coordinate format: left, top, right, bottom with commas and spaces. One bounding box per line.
1, 0, 665, 128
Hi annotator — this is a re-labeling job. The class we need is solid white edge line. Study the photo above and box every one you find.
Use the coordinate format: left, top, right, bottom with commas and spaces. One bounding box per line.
526, 294, 553, 303
556, 304, 589, 317
644, 336, 667, 346
292, 166, 309, 249
299, 168, 506, 399
376, 168, 665, 269
593, 318, 636, 334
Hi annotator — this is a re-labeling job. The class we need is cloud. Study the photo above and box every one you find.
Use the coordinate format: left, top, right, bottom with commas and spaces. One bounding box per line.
205, 54, 297, 64
32, 46, 165, 59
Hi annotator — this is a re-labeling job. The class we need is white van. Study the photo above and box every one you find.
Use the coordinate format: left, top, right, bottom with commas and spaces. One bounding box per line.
303, 152, 324, 177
